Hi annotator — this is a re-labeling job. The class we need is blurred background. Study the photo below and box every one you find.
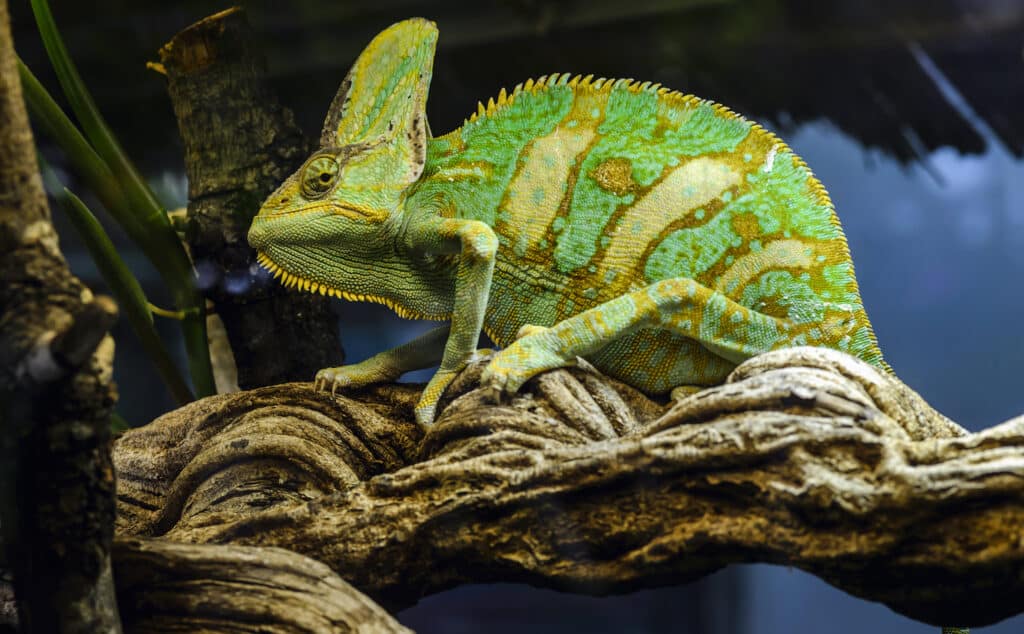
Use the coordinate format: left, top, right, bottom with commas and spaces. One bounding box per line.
10, 0, 1024, 632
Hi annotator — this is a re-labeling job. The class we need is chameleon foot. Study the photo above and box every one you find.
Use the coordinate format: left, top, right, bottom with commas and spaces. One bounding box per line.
415, 367, 461, 426
415, 347, 496, 424
481, 325, 574, 397
314, 360, 400, 395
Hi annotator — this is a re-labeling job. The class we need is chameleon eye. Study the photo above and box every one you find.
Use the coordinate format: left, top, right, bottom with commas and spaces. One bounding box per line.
300, 154, 340, 199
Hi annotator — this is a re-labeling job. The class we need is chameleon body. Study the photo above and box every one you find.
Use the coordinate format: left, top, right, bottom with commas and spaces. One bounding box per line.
247, 18, 887, 425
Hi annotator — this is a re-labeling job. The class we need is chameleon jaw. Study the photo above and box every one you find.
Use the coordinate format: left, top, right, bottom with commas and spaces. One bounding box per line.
254, 251, 440, 320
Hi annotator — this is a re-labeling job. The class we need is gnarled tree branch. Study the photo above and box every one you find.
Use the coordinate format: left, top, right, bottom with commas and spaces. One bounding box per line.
113, 538, 410, 633
113, 347, 1022, 628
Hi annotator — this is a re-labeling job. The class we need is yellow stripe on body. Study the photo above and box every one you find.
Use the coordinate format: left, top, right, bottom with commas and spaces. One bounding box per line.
714, 238, 816, 296
502, 127, 596, 257
432, 161, 492, 182
495, 85, 607, 257
593, 157, 742, 289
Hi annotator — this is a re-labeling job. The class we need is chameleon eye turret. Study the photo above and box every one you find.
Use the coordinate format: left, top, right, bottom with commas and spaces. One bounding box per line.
300, 153, 340, 199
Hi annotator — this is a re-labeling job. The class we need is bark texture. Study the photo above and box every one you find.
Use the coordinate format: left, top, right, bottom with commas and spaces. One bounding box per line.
157, 7, 343, 390
0, 0, 120, 630
113, 538, 410, 633
112, 347, 1023, 628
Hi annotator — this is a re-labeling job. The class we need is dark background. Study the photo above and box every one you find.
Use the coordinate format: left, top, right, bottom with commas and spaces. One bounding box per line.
10, 1, 1024, 632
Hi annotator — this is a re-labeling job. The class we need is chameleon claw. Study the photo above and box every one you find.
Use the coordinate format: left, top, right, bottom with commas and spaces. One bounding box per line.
313, 368, 346, 396
480, 329, 569, 398
414, 402, 436, 427
479, 361, 513, 403
470, 347, 495, 362
479, 382, 504, 406
415, 366, 460, 426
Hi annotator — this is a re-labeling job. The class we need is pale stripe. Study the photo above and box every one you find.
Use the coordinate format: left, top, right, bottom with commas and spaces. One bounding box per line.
715, 238, 815, 295
505, 127, 596, 256
596, 157, 741, 283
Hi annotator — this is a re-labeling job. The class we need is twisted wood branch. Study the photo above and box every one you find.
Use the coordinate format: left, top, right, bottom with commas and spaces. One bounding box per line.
112, 539, 409, 633
113, 347, 1022, 628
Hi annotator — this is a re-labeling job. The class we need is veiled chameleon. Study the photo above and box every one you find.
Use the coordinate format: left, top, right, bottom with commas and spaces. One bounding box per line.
248, 18, 887, 425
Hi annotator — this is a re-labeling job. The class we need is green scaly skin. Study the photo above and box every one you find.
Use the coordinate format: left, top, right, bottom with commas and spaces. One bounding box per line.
248, 18, 889, 428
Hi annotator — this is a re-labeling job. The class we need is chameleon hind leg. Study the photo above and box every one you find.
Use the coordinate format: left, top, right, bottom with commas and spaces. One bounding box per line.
481, 277, 788, 396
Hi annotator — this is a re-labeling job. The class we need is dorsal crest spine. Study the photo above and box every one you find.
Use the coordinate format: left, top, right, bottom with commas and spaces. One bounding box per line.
462, 72, 748, 127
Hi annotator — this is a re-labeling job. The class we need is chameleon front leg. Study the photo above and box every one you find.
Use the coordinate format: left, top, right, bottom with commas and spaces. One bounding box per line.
315, 325, 450, 393
403, 215, 498, 425
481, 277, 788, 396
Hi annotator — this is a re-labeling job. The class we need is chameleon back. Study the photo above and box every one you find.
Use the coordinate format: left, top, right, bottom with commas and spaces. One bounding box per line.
410, 74, 885, 392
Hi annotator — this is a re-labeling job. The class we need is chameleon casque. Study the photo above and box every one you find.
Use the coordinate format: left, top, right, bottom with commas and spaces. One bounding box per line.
247, 18, 888, 426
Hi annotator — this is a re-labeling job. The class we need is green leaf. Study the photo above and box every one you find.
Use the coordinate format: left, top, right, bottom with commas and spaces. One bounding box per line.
23, 1, 216, 397
30, 0, 168, 232
43, 171, 194, 404
16, 60, 139, 237
60, 187, 151, 322
109, 412, 131, 433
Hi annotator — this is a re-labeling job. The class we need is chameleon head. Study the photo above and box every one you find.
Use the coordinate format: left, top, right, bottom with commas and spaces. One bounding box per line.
247, 144, 398, 293
247, 17, 438, 295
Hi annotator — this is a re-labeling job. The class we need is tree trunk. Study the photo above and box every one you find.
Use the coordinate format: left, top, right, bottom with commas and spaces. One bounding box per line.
156, 7, 343, 390
0, 0, 120, 630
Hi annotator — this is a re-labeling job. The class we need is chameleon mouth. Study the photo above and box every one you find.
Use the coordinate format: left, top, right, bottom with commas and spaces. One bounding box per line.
254, 251, 440, 320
